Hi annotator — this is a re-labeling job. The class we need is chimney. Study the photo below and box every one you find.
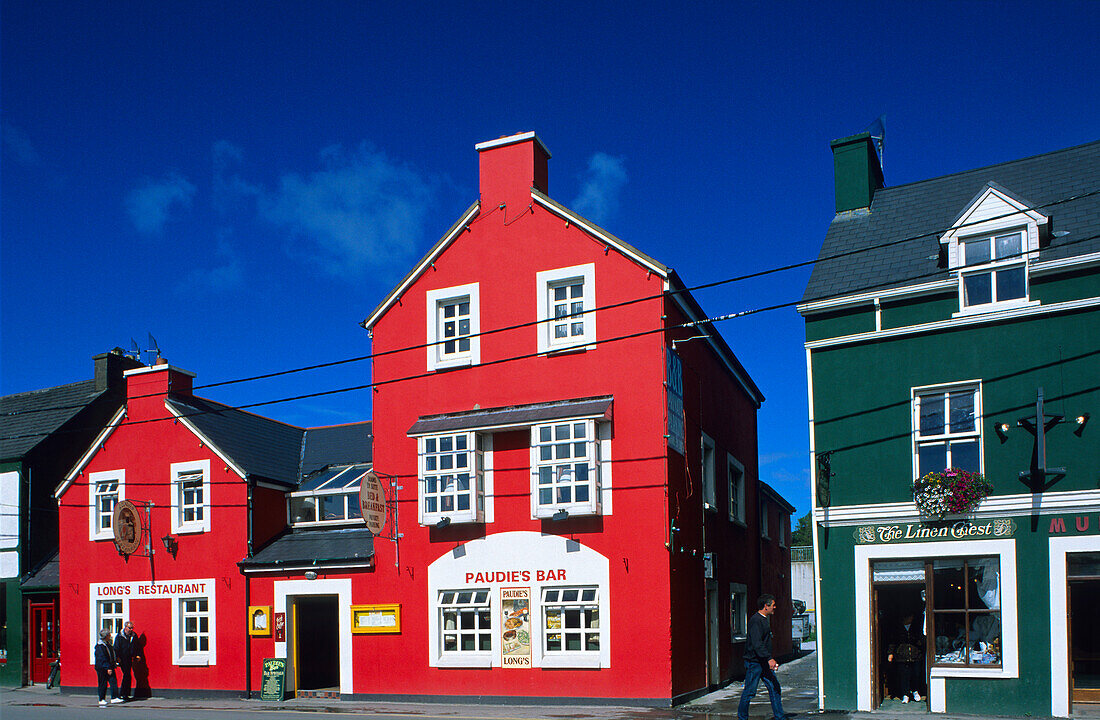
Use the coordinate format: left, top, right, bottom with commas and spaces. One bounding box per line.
475, 132, 551, 213
123, 363, 195, 420
93, 348, 144, 393
829, 131, 884, 213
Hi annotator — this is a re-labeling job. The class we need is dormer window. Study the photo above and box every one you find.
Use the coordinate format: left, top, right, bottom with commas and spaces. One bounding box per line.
289, 465, 368, 526
940, 183, 1046, 315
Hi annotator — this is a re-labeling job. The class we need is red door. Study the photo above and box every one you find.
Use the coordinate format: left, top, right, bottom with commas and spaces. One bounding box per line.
29, 602, 59, 684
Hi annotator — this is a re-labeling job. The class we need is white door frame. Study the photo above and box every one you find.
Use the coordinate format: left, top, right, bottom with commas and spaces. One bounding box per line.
1049, 535, 1100, 718
274, 579, 353, 694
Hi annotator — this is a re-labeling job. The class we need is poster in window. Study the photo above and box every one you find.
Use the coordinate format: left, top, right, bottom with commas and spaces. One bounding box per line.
249, 605, 272, 636
500, 587, 531, 667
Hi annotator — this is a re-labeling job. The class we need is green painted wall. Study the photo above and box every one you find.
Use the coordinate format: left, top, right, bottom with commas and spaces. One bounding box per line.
880, 292, 956, 330
1032, 267, 1100, 306
805, 305, 875, 343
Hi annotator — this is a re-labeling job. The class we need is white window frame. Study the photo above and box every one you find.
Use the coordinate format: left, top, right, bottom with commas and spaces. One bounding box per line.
288, 489, 362, 526
418, 432, 488, 526
171, 460, 210, 534
89, 469, 124, 541
530, 419, 602, 519
436, 588, 493, 667
730, 582, 748, 642
173, 593, 216, 666
89, 598, 128, 665
426, 283, 481, 371
701, 433, 717, 511
540, 586, 601, 665
912, 381, 984, 480
536, 264, 596, 354
957, 229, 1031, 311
727, 455, 746, 524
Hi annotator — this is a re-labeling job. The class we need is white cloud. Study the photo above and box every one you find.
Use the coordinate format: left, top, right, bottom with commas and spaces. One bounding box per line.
2, 122, 42, 166
212, 140, 260, 214
125, 173, 196, 234
258, 142, 433, 275
182, 230, 243, 292
571, 152, 627, 226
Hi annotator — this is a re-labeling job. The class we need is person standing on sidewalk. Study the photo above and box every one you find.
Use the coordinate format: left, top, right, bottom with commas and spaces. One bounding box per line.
94, 629, 123, 706
738, 594, 788, 720
114, 621, 141, 701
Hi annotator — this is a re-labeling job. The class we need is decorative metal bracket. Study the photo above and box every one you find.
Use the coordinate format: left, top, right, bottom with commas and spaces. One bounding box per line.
1016, 387, 1066, 493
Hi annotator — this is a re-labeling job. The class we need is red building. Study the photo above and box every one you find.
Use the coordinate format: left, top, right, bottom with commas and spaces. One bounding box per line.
54, 132, 792, 705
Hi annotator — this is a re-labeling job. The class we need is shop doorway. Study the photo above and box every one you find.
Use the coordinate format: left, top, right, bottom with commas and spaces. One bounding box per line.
872, 582, 927, 710
292, 595, 340, 692
28, 601, 59, 684
1069, 553, 1100, 707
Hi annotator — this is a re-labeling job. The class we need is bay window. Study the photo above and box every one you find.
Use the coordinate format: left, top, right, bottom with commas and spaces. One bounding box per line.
419, 432, 485, 525
531, 420, 601, 518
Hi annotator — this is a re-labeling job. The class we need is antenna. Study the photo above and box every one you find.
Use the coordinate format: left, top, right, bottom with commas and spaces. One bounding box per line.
147, 333, 162, 363
128, 338, 141, 362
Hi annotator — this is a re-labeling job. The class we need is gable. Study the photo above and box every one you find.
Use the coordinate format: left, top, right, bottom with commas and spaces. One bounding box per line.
939, 183, 1049, 268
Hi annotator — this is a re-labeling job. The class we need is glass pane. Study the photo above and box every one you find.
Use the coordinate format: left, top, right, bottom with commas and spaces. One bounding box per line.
444, 304, 456, 318
1068, 552, 1100, 577
554, 286, 567, 301
540, 426, 551, 442
586, 607, 599, 628
995, 232, 1021, 259
555, 424, 570, 440
322, 494, 343, 520
571, 322, 584, 336
289, 496, 317, 523
461, 635, 475, 651
964, 238, 990, 266
457, 592, 471, 604
546, 634, 561, 651
932, 612, 967, 664
581, 589, 596, 602
456, 435, 467, 450
919, 395, 945, 436
969, 613, 1001, 664
347, 496, 362, 519
968, 558, 1000, 609
949, 391, 975, 433
586, 634, 600, 650
964, 273, 992, 306
562, 589, 579, 602
460, 611, 475, 630
996, 266, 1026, 301
444, 635, 457, 651
918, 443, 947, 476
933, 560, 966, 609
949, 440, 979, 472
425, 438, 436, 453
459, 301, 469, 315
479, 634, 491, 651
566, 633, 581, 651
440, 436, 452, 452
570, 284, 582, 298
425, 497, 437, 513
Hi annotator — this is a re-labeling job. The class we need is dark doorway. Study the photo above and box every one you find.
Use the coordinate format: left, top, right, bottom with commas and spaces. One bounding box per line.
873, 583, 927, 710
294, 596, 339, 691
1069, 557, 1100, 706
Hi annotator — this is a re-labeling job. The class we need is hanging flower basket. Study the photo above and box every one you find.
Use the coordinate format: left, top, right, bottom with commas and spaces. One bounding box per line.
912, 468, 993, 519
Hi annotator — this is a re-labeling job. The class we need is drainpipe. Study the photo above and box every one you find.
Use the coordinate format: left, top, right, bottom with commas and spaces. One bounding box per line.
245, 477, 254, 699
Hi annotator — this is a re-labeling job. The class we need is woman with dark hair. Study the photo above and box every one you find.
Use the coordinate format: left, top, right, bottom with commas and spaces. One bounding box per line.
94, 628, 123, 706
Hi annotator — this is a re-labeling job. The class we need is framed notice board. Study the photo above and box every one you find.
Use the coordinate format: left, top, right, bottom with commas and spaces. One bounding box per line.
260, 658, 286, 701
351, 604, 401, 634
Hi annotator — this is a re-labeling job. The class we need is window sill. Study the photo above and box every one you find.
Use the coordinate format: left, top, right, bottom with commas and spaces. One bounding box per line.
729, 517, 747, 528
430, 357, 474, 372
953, 299, 1039, 318
173, 525, 208, 535
434, 653, 493, 668
533, 506, 601, 520
175, 656, 211, 667
540, 654, 601, 669
732, 635, 747, 643
420, 514, 480, 527
541, 342, 595, 357
930, 665, 1007, 678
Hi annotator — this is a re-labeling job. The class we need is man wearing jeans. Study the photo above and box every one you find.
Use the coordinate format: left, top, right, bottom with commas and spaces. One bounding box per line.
738, 594, 788, 720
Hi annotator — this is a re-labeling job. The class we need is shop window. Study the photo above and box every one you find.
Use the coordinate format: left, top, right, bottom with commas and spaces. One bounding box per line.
176, 596, 213, 665
426, 283, 480, 371
913, 384, 982, 478
531, 420, 602, 518
290, 465, 366, 526
419, 432, 485, 526
730, 583, 748, 642
171, 460, 210, 534
89, 470, 124, 541
932, 556, 1001, 667
438, 589, 492, 659
728, 455, 745, 524
542, 587, 600, 656
536, 264, 596, 353
701, 433, 716, 510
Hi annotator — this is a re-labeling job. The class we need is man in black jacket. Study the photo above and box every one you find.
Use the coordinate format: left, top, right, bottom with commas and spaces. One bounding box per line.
738, 594, 788, 720
114, 621, 141, 701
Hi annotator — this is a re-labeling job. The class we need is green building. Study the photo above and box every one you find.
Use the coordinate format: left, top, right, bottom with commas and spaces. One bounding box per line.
0, 350, 139, 686
800, 135, 1100, 717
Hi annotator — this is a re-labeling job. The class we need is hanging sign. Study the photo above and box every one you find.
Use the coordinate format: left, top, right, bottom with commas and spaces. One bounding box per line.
501, 587, 531, 667
112, 500, 142, 556
259, 658, 286, 701
359, 471, 387, 536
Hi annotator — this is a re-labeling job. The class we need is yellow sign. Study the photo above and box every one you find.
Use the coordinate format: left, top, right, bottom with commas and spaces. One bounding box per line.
351, 604, 401, 634
249, 605, 272, 636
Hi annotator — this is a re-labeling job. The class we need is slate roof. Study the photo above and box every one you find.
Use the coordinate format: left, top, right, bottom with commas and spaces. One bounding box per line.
240, 527, 375, 569
802, 140, 1100, 304
21, 551, 59, 590
301, 422, 373, 476
167, 394, 305, 486
0, 380, 106, 459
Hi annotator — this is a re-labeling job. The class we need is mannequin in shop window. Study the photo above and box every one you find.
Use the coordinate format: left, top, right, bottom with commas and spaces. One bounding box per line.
887, 612, 924, 703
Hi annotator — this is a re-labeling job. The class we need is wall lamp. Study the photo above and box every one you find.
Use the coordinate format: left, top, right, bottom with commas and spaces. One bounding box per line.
304, 571, 318, 581
551, 510, 569, 522
1076, 413, 1091, 437
435, 517, 451, 529
161, 534, 178, 558
994, 422, 1012, 443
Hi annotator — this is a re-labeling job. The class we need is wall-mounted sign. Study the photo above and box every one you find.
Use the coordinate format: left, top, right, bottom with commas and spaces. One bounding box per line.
501, 587, 531, 668
249, 605, 272, 636
359, 471, 387, 536
666, 349, 685, 455
273, 612, 286, 643
351, 604, 401, 634
259, 658, 286, 701
112, 500, 142, 556
855, 518, 1017, 545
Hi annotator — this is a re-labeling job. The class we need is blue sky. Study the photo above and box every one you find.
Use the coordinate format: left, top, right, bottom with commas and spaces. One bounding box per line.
3, 1, 1098, 519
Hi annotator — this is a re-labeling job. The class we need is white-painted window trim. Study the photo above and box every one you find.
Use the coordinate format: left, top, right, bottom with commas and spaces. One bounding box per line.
911, 381, 983, 480
530, 419, 603, 519
436, 588, 494, 667
90, 598, 128, 665
539, 585, 602, 667
730, 582, 748, 642
536, 264, 596, 354
418, 432, 491, 526
701, 433, 717, 511
173, 593, 216, 666
171, 460, 211, 534
728, 455, 746, 525
426, 283, 481, 371
89, 469, 124, 541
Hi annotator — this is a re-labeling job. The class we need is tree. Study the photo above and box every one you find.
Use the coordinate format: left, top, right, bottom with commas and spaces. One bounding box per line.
791, 511, 812, 546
